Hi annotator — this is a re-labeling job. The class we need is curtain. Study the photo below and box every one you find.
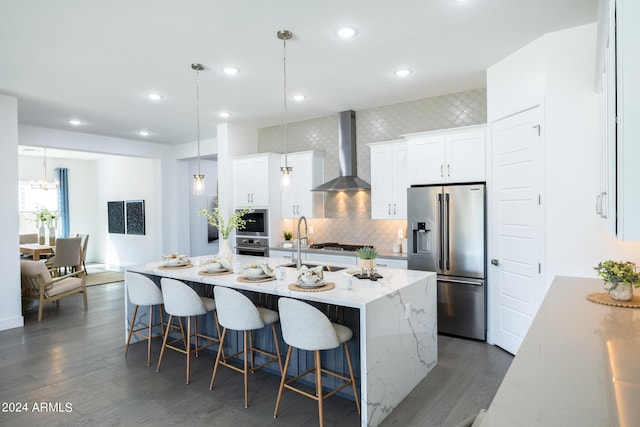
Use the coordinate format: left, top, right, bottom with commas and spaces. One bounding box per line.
56, 167, 70, 237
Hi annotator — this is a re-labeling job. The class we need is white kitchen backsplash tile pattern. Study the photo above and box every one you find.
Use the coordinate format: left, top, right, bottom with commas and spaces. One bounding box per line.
260, 88, 487, 250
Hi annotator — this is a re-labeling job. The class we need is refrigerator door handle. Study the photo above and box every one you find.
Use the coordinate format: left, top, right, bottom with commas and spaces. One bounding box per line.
444, 192, 450, 270
437, 193, 444, 270
438, 277, 484, 286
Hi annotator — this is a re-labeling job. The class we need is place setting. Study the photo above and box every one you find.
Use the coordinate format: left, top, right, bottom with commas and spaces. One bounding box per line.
158, 254, 193, 270
236, 263, 276, 283
197, 258, 233, 276
288, 265, 335, 292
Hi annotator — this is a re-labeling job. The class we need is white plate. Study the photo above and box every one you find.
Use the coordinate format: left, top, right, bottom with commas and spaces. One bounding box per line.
205, 267, 228, 274
163, 261, 189, 267
296, 279, 327, 288
243, 273, 272, 280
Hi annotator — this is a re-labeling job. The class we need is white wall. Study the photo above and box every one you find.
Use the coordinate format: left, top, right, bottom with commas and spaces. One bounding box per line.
489, 23, 640, 292
96, 156, 160, 267
0, 95, 23, 331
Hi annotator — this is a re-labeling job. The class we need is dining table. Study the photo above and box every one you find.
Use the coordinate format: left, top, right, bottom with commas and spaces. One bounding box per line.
19, 243, 54, 261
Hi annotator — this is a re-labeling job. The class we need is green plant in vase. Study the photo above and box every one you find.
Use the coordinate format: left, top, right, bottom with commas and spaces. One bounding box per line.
594, 260, 640, 301
198, 204, 253, 263
357, 247, 378, 277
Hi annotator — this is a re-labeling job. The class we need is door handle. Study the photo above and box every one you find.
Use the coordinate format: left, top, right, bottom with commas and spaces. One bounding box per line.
491, 259, 500, 266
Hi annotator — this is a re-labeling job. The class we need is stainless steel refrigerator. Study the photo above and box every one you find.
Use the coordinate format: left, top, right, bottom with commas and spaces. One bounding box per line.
407, 184, 486, 340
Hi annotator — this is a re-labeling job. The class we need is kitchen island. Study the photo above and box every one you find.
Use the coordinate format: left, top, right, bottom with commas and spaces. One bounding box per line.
480, 276, 640, 427
125, 255, 437, 427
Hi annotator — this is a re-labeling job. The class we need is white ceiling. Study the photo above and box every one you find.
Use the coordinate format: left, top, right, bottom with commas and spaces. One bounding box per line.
1, 0, 597, 146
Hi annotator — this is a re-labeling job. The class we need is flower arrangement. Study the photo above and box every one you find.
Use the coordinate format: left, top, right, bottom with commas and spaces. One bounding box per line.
594, 260, 640, 289
34, 207, 58, 227
198, 204, 252, 239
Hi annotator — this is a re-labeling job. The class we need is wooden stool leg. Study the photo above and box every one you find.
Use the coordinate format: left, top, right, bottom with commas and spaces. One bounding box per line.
125, 305, 139, 356
344, 342, 360, 414
186, 316, 192, 384
244, 330, 249, 408
315, 350, 324, 427
156, 314, 173, 372
272, 323, 283, 374
146, 306, 153, 366
210, 328, 227, 390
273, 346, 292, 418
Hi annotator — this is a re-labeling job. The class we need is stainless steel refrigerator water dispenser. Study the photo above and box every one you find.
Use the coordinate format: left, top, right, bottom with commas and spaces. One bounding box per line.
411, 221, 432, 255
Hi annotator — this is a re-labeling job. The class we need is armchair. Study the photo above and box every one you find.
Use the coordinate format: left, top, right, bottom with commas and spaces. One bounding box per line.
20, 260, 88, 322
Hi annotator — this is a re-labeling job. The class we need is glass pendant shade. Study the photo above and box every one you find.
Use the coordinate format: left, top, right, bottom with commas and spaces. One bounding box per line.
281, 166, 292, 192
193, 174, 205, 195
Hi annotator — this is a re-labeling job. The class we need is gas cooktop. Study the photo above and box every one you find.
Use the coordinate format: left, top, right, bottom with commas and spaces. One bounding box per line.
309, 242, 373, 252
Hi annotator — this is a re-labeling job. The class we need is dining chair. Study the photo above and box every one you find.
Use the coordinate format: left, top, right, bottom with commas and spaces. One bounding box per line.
20, 259, 88, 322
75, 233, 90, 274
209, 286, 282, 408
274, 298, 360, 427
47, 237, 82, 276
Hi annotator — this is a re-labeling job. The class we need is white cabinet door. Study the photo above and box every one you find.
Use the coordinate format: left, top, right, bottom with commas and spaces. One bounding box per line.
446, 130, 486, 182
232, 154, 280, 208
369, 141, 408, 219
281, 151, 324, 218
407, 136, 446, 185
406, 126, 486, 185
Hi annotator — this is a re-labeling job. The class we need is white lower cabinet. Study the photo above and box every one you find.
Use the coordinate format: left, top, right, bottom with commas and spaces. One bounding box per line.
375, 258, 408, 269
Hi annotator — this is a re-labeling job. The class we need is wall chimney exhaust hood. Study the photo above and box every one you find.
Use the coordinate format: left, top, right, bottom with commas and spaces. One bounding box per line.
311, 110, 371, 192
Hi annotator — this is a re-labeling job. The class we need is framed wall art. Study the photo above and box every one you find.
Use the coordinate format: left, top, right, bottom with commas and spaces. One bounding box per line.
126, 200, 145, 235
107, 201, 125, 234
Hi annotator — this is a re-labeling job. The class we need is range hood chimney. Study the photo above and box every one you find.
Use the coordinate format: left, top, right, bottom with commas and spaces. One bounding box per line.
311, 110, 371, 192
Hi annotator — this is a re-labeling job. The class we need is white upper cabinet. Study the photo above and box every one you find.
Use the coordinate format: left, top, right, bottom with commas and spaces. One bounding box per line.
369, 140, 408, 219
280, 151, 324, 218
232, 153, 281, 208
405, 125, 486, 185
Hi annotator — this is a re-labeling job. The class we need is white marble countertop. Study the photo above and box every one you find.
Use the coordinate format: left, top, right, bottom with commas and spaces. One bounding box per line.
125, 254, 429, 309
481, 276, 640, 427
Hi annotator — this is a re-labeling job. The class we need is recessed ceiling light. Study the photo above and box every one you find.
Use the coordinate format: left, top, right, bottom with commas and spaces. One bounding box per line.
337, 27, 357, 38
219, 111, 231, 118
223, 67, 240, 76
147, 93, 163, 101
395, 69, 412, 77
139, 130, 150, 136
292, 94, 306, 101
68, 119, 83, 126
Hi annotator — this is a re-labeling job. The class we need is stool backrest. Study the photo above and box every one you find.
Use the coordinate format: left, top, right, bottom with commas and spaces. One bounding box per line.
214, 286, 264, 331
278, 298, 339, 351
160, 278, 206, 317
127, 273, 163, 306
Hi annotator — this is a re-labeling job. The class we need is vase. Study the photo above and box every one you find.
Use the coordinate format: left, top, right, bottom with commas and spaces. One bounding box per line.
48, 226, 56, 246
606, 281, 634, 301
218, 238, 234, 264
38, 223, 46, 245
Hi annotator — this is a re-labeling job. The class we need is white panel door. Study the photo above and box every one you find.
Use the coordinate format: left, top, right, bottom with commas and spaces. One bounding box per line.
491, 106, 544, 355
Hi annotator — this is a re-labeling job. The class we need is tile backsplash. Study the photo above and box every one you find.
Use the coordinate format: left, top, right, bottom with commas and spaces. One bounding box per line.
259, 88, 487, 251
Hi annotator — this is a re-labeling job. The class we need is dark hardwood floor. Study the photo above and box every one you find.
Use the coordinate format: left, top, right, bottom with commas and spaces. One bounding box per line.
0, 282, 512, 427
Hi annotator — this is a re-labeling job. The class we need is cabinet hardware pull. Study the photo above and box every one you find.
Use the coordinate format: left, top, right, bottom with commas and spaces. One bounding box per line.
388, 203, 391, 215
595, 194, 602, 216
393, 203, 397, 215
440, 164, 444, 177
601, 192, 607, 219
447, 164, 451, 176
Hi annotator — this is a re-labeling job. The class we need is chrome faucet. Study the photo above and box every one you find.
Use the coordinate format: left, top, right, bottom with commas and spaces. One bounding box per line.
296, 216, 308, 269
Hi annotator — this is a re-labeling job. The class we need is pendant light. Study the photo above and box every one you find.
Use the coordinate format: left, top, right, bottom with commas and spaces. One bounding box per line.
31, 147, 58, 191
192, 63, 205, 195
278, 30, 293, 192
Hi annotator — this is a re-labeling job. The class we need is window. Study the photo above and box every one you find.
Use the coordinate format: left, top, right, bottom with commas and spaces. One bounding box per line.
19, 182, 59, 233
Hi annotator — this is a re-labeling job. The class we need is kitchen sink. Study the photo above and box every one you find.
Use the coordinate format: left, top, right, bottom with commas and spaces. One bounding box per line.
280, 263, 347, 272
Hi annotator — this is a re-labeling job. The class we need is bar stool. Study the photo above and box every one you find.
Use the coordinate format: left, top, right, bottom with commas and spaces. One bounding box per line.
156, 278, 221, 384
209, 286, 282, 408
274, 298, 360, 427
125, 273, 172, 365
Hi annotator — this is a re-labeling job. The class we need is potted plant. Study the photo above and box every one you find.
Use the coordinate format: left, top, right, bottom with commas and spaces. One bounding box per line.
283, 230, 293, 242
357, 247, 378, 273
198, 204, 252, 263
594, 260, 640, 301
